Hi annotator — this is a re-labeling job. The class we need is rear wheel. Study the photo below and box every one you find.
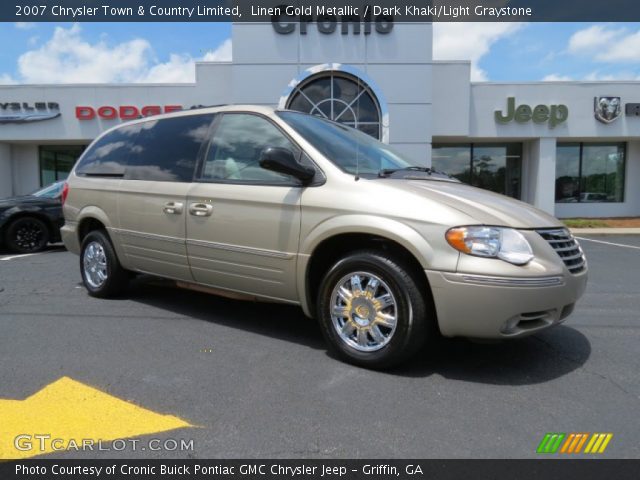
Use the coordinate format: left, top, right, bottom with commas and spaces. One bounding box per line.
5, 217, 49, 253
80, 230, 128, 298
317, 250, 431, 369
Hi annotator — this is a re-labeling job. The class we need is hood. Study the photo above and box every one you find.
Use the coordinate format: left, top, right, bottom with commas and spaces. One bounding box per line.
397, 179, 562, 229
0, 196, 50, 209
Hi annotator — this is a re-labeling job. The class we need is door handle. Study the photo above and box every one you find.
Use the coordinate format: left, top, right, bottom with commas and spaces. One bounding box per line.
163, 201, 184, 214
189, 202, 213, 217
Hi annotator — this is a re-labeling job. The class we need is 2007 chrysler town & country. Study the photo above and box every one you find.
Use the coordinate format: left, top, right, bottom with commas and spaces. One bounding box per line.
61, 105, 588, 368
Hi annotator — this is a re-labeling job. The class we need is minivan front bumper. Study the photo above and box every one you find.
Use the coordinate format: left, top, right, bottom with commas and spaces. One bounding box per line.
425, 268, 588, 338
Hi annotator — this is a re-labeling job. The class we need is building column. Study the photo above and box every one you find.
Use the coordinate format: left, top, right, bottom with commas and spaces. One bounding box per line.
0, 143, 12, 198
10, 144, 40, 195
526, 138, 556, 215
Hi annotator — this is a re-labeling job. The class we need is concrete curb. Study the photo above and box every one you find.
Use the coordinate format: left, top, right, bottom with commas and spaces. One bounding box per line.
570, 228, 640, 235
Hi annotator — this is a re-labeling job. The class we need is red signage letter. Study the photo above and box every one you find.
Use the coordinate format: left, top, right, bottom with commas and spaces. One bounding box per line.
164, 105, 183, 113
141, 106, 162, 117
75, 106, 96, 120
97, 106, 117, 120
119, 105, 140, 120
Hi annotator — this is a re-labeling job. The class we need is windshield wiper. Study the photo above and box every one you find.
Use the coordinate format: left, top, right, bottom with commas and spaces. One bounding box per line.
378, 166, 435, 178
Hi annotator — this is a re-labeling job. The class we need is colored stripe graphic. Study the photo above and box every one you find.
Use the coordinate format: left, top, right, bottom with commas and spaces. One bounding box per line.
538, 433, 613, 454
536, 433, 553, 453
537, 433, 565, 453
560, 433, 575, 453
560, 432, 589, 453
574, 433, 589, 453
597, 433, 613, 453
585, 433, 613, 454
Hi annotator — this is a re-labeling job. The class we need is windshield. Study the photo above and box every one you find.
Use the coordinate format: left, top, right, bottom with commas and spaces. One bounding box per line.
278, 111, 425, 175
30, 181, 63, 198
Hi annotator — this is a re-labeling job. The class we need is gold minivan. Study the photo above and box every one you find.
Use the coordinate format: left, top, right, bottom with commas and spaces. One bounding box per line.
62, 105, 588, 368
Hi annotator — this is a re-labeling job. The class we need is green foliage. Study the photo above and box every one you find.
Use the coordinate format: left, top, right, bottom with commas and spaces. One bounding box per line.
562, 218, 609, 228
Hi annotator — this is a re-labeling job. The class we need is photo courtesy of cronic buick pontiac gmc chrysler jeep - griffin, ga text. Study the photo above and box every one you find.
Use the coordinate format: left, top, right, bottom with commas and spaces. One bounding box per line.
61, 105, 588, 368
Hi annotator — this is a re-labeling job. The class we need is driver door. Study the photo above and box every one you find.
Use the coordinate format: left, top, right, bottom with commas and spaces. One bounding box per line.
185, 113, 304, 301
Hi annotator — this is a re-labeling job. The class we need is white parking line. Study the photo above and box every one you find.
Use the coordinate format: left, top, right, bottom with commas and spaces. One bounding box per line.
575, 237, 640, 250
0, 251, 55, 261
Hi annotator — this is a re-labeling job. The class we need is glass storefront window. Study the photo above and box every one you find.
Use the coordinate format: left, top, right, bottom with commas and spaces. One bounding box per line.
555, 143, 625, 203
432, 144, 472, 184
555, 144, 581, 202
432, 143, 522, 199
39, 145, 85, 186
473, 144, 522, 199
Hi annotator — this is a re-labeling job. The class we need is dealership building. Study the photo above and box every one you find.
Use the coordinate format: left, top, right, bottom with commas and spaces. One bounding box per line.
0, 22, 638, 218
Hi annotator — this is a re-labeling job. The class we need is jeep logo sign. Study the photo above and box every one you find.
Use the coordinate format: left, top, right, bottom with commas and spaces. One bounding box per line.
495, 97, 568, 128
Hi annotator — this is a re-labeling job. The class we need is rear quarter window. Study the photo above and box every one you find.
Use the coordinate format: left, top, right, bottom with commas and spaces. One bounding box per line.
75, 123, 144, 177
125, 114, 215, 182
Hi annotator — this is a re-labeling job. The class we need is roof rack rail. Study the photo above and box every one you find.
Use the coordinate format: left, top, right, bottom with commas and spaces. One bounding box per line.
136, 104, 229, 119
188, 104, 229, 110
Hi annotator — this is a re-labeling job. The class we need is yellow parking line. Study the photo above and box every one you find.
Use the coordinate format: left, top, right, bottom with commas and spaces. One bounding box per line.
0, 377, 192, 459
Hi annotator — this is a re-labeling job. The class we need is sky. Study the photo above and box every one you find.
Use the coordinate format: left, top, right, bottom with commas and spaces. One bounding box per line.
1, 22, 640, 84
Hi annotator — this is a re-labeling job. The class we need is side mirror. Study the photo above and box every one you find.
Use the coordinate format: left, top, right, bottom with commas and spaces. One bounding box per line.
259, 147, 315, 183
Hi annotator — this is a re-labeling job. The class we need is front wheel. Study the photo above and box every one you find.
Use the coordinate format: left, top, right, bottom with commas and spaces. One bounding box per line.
317, 251, 432, 369
80, 230, 128, 298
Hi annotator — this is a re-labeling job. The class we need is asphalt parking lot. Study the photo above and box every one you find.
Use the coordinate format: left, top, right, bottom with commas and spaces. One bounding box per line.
0, 235, 638, 459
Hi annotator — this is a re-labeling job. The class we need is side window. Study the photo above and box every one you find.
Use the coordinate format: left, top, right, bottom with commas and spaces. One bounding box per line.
75, 124, 143, 177
201, 113, 301, 184
125, 114, 214, 182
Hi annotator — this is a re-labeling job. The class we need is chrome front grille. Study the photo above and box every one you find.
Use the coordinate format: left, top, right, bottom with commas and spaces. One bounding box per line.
536, 228, 586, 274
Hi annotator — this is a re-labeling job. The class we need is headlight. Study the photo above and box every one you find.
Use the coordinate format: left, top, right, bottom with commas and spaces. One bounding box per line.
445, 226, 534, 265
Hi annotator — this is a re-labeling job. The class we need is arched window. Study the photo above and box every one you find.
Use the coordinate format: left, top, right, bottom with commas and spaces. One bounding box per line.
285, 71, 382, 139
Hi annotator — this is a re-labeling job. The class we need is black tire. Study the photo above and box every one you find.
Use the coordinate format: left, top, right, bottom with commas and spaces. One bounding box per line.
80, 230, 129, 298
5, 216, 50, 253
317, 250, 432, 369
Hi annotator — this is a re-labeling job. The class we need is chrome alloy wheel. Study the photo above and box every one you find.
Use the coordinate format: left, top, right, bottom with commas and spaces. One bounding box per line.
329, 272, 398, 352
83, 241, 108, 288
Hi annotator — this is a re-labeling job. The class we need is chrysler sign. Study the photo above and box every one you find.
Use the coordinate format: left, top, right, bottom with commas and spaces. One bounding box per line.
0, 102, 60, 124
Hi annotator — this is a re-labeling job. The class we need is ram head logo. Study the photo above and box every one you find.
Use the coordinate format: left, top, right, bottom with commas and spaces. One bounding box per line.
594, 96, 622, 124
